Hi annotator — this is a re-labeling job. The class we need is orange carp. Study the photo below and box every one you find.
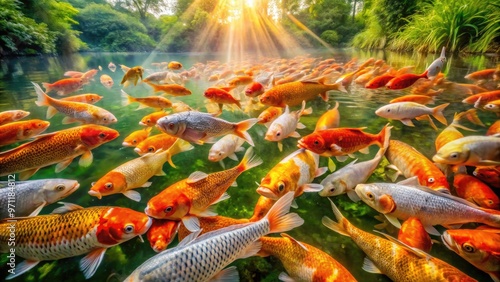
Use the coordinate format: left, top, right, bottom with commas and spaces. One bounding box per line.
0, 110, 30, 125
323, 199, 476, 281
453, 174, 500, 210
121, 90, 172, 110
121, 66, 144, 87
0, 125, 119, 180
145, 148, 262, 231
385, 139, 449, 192
42, 77, 83, 96
60, 93, 102, 104
473, 166, 500, 189
122, 127, 152, 147
298, 124, 391, 162
315, 101, 340, 131
398, 217, 432, 253
134, 133, 178, 155
0, 119, 50, 147
139, 111, 168, 127
89, 139, 193, 201
259, 77, 345, 107
100, 74, 114, 89
257, 149, 326, 201
258, 234, 357, 282
0, 203, 151, 279
147, 82, 192, 96
204, 87, 241, 112
147, 219, 180, 252
33, 82, 117, 125
442, 228, 500, 282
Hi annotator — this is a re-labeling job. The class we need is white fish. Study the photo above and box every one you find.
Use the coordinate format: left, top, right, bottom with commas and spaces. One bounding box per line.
426, 47, 446, 78
319, 145, 386, 199
375, 102, 449, 127
208, 135, 245, 168
433, 135, 500, 166
0, 179, 80, 219
124, 192, 303, 282
265, 100, 312, 151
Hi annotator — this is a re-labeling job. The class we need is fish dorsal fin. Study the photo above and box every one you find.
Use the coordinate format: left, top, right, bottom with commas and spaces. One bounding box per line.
51, 202, 84, 214
177, 228, 203, 248
362, 257, 383, 274
187, 171, 208, 183
191, 222, 254, 244
373, 230, 431, 259
280, 233, 308, 251
397, 176, 419, 186
280, 149, 305, 163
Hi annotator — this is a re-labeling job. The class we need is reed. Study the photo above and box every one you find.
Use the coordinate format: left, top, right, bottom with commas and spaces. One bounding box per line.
389, 0, 499, 53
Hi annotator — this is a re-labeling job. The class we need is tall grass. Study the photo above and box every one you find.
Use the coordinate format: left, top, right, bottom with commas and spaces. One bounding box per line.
389, 0, 499, 53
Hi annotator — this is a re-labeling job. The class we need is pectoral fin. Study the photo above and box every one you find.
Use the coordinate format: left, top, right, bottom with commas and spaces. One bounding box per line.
55, 159, 74, 173
79, 150, 93, 167
209, 266, 239, 282
182, 216, 201, 232
28, 202, 46, 217
123, 190, 141, 202
278, 272, 296, 282
362, 257, 383, 274
80, 248, 107, 279
19, 168, 40, 180
384, 214, 401, 229
6, 260, 40, 280
400, 119, 415, 127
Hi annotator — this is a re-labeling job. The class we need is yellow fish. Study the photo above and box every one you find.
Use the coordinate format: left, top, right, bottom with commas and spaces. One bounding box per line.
121, 66, 144, 87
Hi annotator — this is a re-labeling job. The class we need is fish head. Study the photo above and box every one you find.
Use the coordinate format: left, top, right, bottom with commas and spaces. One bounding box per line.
80, 125, 119, 148
15, 110, 30, 120
24, 120, 50, 137
123, 135, 141, 147
97, 111, 118, 125
208, 148, 225, 162
319, 175, 348, 197
156, 115, 184, 137
265, 123, 284, 141
257, 172, 294, 200
147, 219, 180, 252
433, 144, 470, 165
354, 183, 396, 214
42, 179, 80, 203
89, 172, 127, 198
441, 230, 496, 268
297, 133, 327, 154
204, 88, 216, 99
375, 104, 398, 119
96, 207, 152, 245
259, 93, 279, 106
145, 192, 191, 220
89, 95, 103, 103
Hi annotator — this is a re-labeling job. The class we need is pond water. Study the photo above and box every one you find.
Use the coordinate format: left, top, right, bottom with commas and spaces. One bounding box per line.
0, 49, 498, 281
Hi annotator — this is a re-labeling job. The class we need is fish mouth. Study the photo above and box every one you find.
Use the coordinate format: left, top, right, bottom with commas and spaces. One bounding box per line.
431, 154, 445, 163
297, 139, 306, 148
138, 121, 147, 126
256, 187, 278, 200
122, 141, 132, 147
141, 217, 153, 234
440, 232, 457, 252
88, 190, 102, 199
134, 147, 142, 154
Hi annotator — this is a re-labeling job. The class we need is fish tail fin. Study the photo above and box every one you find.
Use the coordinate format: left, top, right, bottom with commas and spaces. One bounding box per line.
377, 123, 392, 149
264, 192, 304, 234
147, 82, 160, 92
335, 82, 347, 93
166, 139, 194, 168
421, 69, 429, 79
234, 118, 259, 146
121, 90, 135, 106
41, 82, 52, 93
237, 147, 263, 173
432, 103, 450, 125
32, 82, 51, 107
322, 198, 350, 237
461, 108, 485, 127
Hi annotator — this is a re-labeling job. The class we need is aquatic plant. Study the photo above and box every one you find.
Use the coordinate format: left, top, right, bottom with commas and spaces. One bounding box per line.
390, 0, 500, 53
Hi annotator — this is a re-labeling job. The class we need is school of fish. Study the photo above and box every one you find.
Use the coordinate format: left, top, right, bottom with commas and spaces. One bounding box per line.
0, 49, 499, 282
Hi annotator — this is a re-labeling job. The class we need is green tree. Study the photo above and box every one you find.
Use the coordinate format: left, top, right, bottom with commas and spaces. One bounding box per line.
0, 0, 56, 55
114, 0, 170, 21
76, 3, 155, 51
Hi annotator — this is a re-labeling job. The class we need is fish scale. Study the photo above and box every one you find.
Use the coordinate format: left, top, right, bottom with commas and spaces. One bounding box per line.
0, 128, 83, 176
0, 207, 107, 260
129, 221, 269, 281
357, 182, 500, 228
181, 111, 234, 135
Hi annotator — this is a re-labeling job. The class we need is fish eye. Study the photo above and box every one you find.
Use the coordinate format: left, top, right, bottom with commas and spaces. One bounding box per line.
329, 187, 335, 193
218, 152, 222, 156
124, 224, 135, 234
38, 123, 42, 127
164, 206, 173, 213
462, 243, 475, 253
99, 133, 106, 138
148, 147, 155, 152
487, 200, 494, 205
147, 119, 151, 123
278, 181, 285, 192
103, 117, 107, 121
105, 183, 113, 190
428, 177, 435, 183
168, 122, 175, 129
449, 152, 459, 159
366, 192, 374, 199
386, 109, 391, 112
276, 132, 281, 137
314, 140, 319, 145
56, 184, 65, 191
